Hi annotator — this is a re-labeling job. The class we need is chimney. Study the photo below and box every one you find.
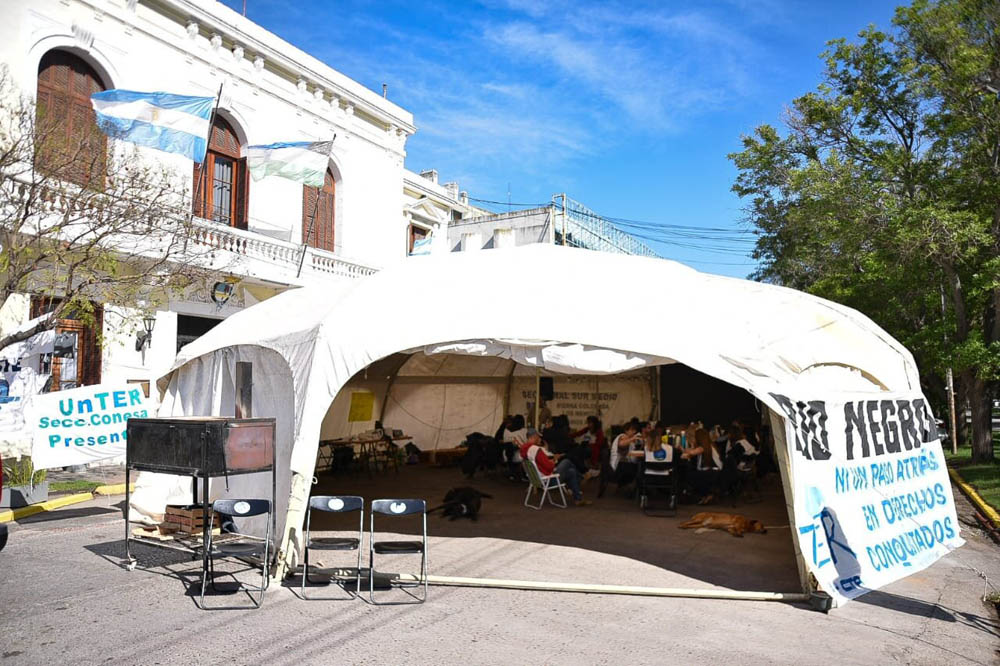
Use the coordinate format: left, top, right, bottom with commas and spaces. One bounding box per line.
459, 191, 468, 205
419, 169, 438, 184
443, 182, 459, 200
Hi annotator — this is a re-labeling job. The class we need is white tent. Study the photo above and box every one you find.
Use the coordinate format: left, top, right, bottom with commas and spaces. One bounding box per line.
140, 244, 962, 606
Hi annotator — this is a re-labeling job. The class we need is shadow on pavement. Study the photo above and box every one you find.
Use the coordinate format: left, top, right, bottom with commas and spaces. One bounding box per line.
857, 589, 1000, 638
17, 505, 119, 525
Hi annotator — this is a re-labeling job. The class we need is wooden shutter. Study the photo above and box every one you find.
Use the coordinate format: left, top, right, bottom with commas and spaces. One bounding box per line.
36, 50, 107, 186
235, 157, 249, 230
192, 160, 208, 218
301, 170, 335, 251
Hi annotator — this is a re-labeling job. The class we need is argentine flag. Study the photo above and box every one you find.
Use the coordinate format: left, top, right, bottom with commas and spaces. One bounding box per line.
247, 141, 334, 187
90, 90, 215, 162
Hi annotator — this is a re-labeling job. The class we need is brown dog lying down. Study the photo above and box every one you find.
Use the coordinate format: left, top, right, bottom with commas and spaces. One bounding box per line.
679, 512, 767, 537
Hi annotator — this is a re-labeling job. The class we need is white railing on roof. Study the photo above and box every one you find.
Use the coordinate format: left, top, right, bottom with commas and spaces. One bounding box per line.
555, 195, 658, 258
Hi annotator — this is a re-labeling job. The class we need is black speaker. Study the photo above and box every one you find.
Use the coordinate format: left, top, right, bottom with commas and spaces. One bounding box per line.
539, 377, 554, 402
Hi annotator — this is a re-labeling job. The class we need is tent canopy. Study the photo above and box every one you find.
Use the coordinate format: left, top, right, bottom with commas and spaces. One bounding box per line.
148, 244, 947, 604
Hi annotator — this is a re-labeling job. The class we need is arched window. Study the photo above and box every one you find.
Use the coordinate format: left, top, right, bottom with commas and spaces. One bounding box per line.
193, 117, 248, 229
35, 50, 107, 185
302, 169, 335, 251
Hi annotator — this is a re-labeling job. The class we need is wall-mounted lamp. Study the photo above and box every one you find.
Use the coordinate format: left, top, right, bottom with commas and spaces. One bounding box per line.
135, 314, 156, 352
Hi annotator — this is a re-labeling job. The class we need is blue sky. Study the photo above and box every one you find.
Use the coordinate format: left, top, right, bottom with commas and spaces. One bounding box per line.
222, 0, 902, 278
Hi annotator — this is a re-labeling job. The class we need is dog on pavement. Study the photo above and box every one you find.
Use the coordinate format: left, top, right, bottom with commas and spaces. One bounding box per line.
678, 511, 767, 537
427, 487, 493, 521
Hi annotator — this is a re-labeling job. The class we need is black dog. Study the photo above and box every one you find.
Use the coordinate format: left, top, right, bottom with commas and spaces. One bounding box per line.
427, 487, 493, 521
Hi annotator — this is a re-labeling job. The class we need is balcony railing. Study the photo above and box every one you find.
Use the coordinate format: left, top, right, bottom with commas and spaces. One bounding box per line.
190, 218, 377, 282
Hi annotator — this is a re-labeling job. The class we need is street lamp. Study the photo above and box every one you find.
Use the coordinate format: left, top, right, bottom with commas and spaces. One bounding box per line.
135, 314, 156, 352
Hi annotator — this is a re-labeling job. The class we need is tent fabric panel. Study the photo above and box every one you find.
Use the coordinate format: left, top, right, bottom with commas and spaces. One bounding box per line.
382, 382, 504, 451
397, 352, 511, 377
133, 345, 295, 539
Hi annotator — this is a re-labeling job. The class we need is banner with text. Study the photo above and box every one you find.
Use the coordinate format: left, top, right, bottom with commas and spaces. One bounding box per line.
770, 391, 963, 605
28, 384, 152, 469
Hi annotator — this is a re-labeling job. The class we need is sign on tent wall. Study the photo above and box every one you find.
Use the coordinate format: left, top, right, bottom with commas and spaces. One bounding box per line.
512, 376, 652, 427
770, 390, 963, 606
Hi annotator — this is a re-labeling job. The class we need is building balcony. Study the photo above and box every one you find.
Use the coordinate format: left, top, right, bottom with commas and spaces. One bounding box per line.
189, 218, 377, 286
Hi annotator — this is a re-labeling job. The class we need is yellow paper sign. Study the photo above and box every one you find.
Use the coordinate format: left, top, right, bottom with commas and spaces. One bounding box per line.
347, 391, 375, 422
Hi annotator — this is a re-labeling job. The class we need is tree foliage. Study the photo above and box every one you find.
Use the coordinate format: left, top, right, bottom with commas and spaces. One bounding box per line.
0, 66, 215, 351
730, 0, 999, 460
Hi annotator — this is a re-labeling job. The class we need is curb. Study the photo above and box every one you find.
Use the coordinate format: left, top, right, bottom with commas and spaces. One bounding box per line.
949, 467, 1000, 529
94, 483, 134, 496
0, 491, 94, 523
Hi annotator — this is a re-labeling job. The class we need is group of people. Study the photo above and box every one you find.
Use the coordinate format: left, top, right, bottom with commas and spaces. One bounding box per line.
495, 413, 764, 507
494, 414, 605, 506
605, 419, 762, 505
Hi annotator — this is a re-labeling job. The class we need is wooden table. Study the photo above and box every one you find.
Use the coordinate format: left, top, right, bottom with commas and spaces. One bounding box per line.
317, 435, 411, 475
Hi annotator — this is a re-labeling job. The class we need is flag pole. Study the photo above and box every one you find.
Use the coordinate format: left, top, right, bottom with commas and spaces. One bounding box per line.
295, 136, 336, 278
192, 83, 225, 222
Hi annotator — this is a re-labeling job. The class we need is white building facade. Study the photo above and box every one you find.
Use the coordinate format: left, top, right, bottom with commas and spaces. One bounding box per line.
0, 0, 478, 412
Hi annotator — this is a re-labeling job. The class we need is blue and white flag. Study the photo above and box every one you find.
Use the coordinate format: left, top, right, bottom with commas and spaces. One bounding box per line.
90, 90, 215, 163
410, 233, 433, 256
246, 141, 333, 187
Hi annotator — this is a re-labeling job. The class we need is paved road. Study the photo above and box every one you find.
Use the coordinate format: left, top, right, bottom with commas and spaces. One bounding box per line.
1, 489, 998, 666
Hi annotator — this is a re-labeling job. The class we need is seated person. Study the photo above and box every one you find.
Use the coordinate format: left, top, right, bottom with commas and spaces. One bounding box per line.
681, 429, 723, 505
542, 414, 574, 455
520, 428, 590, 506
643, 435, 674, 477
501, 414, 528, 481
572, 415, 607, 469
721, 424, 760, 493
602, 421, 644, 496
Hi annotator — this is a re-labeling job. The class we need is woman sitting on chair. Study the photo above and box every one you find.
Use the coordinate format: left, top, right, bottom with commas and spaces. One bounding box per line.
681, 428, 723, 505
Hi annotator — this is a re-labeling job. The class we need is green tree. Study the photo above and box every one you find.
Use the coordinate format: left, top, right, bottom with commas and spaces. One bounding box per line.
730, 0, 998, 461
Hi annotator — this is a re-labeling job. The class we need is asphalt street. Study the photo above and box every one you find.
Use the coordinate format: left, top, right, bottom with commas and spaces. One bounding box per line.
1, 488, 998, 666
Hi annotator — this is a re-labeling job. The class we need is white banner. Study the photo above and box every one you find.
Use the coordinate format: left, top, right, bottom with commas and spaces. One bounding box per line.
0, 327, 54, 440
769, 391, 963, 605
28, 384, 152, 469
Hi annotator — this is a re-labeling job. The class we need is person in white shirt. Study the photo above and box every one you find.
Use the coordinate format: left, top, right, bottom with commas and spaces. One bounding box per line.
721, 424, 760, 494
600, 421, 644, 497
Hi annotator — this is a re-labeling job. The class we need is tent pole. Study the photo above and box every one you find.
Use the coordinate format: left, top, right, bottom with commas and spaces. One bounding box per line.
379, 361, 402, 423
394, 573, 810, 603
502, 360, 515, 417
655, 365, 662, 423
648, 367, 658, 421
770, 408, 812, 597
534, 367, 541, 428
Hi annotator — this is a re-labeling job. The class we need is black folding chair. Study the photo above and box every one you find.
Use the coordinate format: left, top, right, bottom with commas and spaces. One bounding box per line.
301, 495, 364, 599
368, 499, 428, 605
638, 455, 678, 517
199, 498, 272, 610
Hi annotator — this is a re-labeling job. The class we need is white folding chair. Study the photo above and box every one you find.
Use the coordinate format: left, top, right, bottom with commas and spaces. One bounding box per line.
522, 457, 567, 510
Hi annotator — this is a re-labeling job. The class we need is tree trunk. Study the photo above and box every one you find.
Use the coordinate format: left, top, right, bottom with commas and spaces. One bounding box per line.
967, 375, 995, 462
